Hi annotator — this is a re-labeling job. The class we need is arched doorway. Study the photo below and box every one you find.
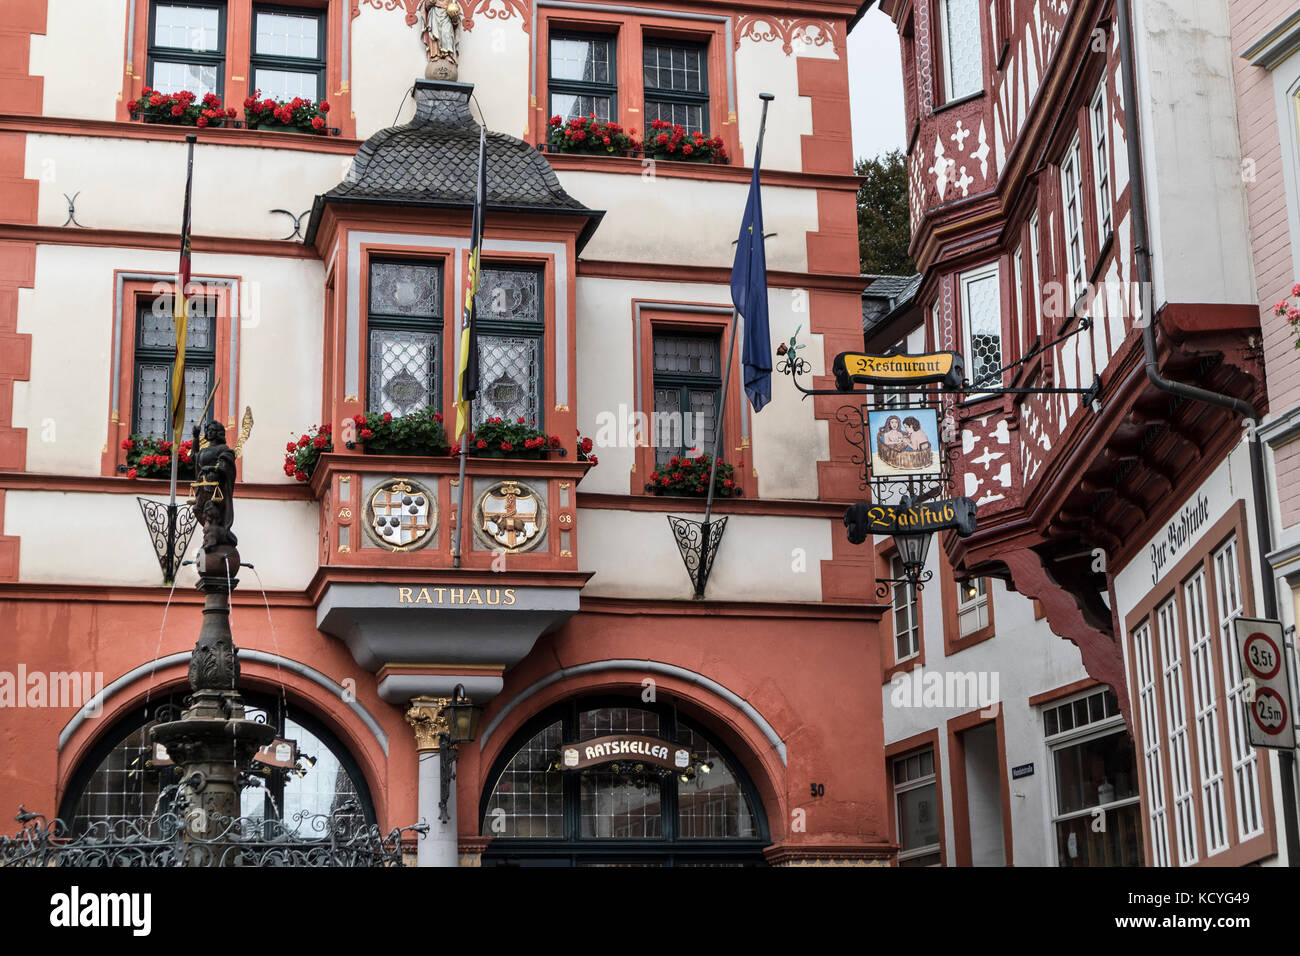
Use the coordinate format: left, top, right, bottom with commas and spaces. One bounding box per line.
59, 690, 376, 837
479, 697, 770, 866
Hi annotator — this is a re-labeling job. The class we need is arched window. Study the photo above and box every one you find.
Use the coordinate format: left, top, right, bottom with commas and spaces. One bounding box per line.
480, 698, 768, 866
60, 692, 375, 838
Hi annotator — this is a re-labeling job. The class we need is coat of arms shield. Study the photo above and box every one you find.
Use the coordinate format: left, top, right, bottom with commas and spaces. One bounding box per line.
366, 478, 437, 550
475, 480, 545, 553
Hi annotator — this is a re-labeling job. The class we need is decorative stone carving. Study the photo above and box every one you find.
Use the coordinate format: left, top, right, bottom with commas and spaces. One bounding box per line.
421, 0, 462, 80
406, 696, 451, 751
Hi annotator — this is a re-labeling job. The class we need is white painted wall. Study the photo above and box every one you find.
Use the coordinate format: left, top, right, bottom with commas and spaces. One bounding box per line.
350, 8, 427, 139
29, 0, 128, 122
579, 509, 829, 602
1132, 0, 1256, 308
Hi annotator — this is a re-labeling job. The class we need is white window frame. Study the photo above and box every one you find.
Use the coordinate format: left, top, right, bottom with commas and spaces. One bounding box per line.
1060, 135, 1087, 301
959, 262, 1002, 395
893, 748, 942, 865
1156, 598, 1199, 866
892, 555, 920, 663
1133, 620, 1172, 866
1042, 688, 1142, 867
1184, 567, 1228, 856
1029, 211, 1043, 340
938, 0, 983, 103
1089, 79, 1113, 243
1213, 536, 1263, 841
956, 576, 988, 637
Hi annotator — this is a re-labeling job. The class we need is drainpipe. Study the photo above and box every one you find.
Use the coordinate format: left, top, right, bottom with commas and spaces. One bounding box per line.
1115, 0, 1298, 864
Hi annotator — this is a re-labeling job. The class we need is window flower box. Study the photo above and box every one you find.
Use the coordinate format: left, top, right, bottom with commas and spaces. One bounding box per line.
645, 454, 740, 497
129, 88, 234, 128
350, 408, 449, 457
121, 435, 196, 480
546, 115, 638, 156
643, 119, 730, 164
285, 424, 333, 482
244, 92, 332, 135
455, 416, 566, 460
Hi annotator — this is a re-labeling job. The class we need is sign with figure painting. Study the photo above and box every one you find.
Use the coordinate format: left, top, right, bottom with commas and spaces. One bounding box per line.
868, 408, 940, 477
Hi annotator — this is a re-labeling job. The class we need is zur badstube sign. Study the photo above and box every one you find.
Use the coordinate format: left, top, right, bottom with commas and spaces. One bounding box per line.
832, 348, 965, 391
843, 497, 978, 545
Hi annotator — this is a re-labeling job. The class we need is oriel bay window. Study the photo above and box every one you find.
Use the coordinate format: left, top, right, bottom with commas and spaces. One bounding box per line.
366, 260, 443, 417
549, 31, 616, 123
250, 4, 326, 103
959, 263, 1002, 392
472, 265, 545, 429
652, 332, 721, 467
643, 39, 709, 134
133, 294, 217, 440
148, 1, 225, 98
480, 699, 768, 865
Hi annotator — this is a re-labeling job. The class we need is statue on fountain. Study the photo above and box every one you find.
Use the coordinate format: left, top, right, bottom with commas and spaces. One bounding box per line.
191, 419, 239, 575
420, 0, 462, 80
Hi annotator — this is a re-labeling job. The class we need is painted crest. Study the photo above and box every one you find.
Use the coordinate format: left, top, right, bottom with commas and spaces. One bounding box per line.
365, 478, 437, 550
475, 480, 546, 553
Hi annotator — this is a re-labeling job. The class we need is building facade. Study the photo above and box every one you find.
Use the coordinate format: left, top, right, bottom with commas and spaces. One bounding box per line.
0, 0, 892, 866
875, 0, 1293, 866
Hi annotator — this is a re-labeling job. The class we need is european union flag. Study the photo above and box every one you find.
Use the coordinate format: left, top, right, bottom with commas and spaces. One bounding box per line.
731, 161, 772, 412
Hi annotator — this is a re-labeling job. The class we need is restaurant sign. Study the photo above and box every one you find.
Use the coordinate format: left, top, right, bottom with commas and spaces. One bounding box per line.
845, 497, 978, 542
833, 349, 965, 391
558, 734, 691, 772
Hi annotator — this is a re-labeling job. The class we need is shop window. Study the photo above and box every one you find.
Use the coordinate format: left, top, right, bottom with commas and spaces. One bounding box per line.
1090, 80, 1113, 245
60, 692, 374, 837
1060, 135, 1087, 300
1184, 568, 1229, 855
1212, 537, 1263, 840
147, 1, 226, 98
250, 4, 326, 102
1043, 688, 1142, 866
652, 332, 721, 467
472, 265, 545, 430
132, 294, 218, 440
959, 263, 1001, 393
893, 556, 921, 662
366, 260, 443, 418
956, 577, 988, 637
549, 31, 617, 123
1131, 619, 1172, 866
893, 748, 941, 866
643, 39, 709, 134
480, 699, 767, 865
938, 0, 982, 103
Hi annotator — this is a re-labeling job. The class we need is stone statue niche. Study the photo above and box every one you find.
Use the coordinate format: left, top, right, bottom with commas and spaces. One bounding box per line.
421, 0, 463, 80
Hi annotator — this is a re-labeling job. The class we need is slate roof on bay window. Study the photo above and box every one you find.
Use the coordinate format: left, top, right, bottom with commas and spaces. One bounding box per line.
305, 79, 602, 248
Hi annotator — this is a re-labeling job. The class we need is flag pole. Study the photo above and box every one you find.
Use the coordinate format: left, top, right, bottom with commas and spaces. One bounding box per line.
452, 124, 487, 569
696, 93, 773, 596
166, 133, 197, 582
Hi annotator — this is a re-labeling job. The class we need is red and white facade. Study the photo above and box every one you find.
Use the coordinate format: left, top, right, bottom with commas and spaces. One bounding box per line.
874, 0, 1292, 866
0, 0, 895, 866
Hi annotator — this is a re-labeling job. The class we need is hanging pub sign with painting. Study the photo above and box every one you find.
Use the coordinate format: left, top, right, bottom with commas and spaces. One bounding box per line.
869, 407, 941, 477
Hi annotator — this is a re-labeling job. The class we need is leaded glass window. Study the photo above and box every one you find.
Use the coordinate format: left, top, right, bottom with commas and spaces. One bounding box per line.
251, 5, 326, 104
148, 2, 225, 98
940, 0, 982, 102
549, 32, 616, 123
644, 41, 709, 135
471, 266, 544, 429
481, 700, 766, 865
367, 260, 442, 417
133, 295, 217, 441
961, 265, 1002, 393
652, 333, 720, 467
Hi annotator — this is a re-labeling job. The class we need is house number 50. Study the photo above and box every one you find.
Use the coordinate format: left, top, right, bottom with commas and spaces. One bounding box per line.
809, 783, 825, 798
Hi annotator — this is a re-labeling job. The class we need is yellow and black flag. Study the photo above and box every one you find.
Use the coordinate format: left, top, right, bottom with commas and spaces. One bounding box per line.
171, 134, 196, 446
455, 125, 487, 442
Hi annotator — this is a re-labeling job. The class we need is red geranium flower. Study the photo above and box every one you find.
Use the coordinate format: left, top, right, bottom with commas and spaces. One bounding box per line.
359, 428, 373, 439
127, 468, 138, 479
311, 116, 325, 130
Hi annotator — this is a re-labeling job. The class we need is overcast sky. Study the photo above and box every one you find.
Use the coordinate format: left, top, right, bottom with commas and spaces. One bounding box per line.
847, 6, 906, 163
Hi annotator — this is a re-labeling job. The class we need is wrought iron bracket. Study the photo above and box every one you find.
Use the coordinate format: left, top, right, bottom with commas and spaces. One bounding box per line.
875, 569, 933, 601
667, 515, 729, 599
137, 497, 200, 584
438, 732, 457, 824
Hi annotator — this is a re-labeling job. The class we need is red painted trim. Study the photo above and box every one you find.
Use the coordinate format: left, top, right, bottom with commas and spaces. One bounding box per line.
940, 549, 996, 655
576, 257, 867, 293
0, 471, 312, 500
577, 491, 848, 517
878, 539, 926, 683
946, 704, 1014, 867
579, 595, 884, 621
1027, 676, 1101, 708
0, 224, 320, 260
547, 154, 860, 191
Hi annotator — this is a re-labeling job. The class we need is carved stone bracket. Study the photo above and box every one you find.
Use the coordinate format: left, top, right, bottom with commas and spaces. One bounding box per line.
734, 15, 844, 58
405, 695, 451, 751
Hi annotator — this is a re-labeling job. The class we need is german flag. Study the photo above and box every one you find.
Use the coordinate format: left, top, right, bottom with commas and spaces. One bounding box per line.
455, 125, 487, 442
171, 135, 196, 446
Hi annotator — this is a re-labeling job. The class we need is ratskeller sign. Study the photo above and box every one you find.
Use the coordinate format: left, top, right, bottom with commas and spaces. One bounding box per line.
833, 348, 965, 391
558, 734, 691, 772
